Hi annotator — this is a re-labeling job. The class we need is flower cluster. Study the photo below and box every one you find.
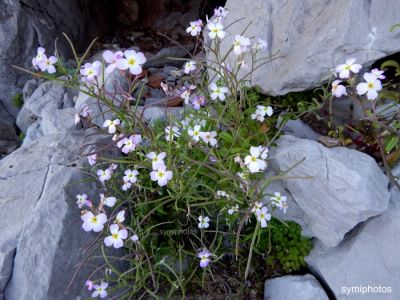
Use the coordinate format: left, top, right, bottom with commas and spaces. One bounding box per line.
32, 47, 57, 74
332, 58, 384, 100
251, 105, 273, 122
148, 152, 173, 187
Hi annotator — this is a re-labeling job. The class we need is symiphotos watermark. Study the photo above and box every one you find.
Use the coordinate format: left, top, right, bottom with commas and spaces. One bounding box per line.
341, 285, 392, 295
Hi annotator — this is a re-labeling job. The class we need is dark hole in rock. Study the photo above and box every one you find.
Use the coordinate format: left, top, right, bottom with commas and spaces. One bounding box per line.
99, 0, 227, 52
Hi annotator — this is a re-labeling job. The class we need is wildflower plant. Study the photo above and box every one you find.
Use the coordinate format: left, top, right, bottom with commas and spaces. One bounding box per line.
16, 7, 310, 299
326, 57, 400, 189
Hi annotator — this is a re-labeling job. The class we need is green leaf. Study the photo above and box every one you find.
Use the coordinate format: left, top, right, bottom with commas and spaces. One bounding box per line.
390, 23, 400, 32
381, 60, 400, 72
385, 136, 399, 154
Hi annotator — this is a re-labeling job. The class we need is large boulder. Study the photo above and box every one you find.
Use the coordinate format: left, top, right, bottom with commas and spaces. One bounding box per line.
213, 0, 400, 95
268, 135, 390, 247
0, 129, 111, 299
306, 188, 400, 299
264, 274, 329, 300
0, 0, 109, 119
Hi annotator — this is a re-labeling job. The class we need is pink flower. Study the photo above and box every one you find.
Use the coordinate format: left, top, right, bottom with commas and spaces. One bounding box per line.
103, 50, 124, 74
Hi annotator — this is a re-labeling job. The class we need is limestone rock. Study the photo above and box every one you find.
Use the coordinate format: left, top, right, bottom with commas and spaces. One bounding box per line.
212, 0, 400, 95
270, 135, 390, 247
264, 274, 329, 300
306, 189, 400, 299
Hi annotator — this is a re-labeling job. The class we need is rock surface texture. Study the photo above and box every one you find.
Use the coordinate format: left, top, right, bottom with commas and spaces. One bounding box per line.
213, 0, 400, 95
0, 128, 112, 299
0, 0, 108, 118
306, 188, 400, 299
264, 274, 329, 300
269, 135, 390, 247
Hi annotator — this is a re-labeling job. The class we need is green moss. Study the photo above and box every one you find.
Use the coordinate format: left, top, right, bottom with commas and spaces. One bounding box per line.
12, 93, 24, 108
257, 219, 312, 273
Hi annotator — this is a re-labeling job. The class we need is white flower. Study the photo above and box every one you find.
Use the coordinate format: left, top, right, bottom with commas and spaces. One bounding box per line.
199, 131, 218, 146
233, 35, 251, 55
370, 68, 385, 80
198, 216, 210, 229
103, 119, 121, 134
257, 105, 273, 117
38, 55, 57, 74
335, 58, 362, 79
92, 281, 108, 298
123, 169, 139, 183
188, 125, 202, 142
198, 249, 211, 268
186, 20, 202, 36
331, 80, 347, 98
32, 47, 47, 68
146, 152, 166, 170
87, 154, 97, 166
100, 194, 117, 207
228, 204, 239, 215
103, 50, 124, 74
356, 72, 382, 100
244, 146, 268, 173
121, 179, 132, 191
82, 212, 107, 232
209, 83, 228, 101
213, 6, 228, 19
216, 190, 229, 199
256, 206, 271, 228
150, 165, 173, 187
165, 125, 180, 141
207, 22, 225, 39
251, 201, 264, 213
253, 38, 268, 50
180, 89, 191, 104
271, 192, 289, 213
115, 210, 125, 223
251, 105, 273, 122
184, 61, 196, 74
117, 50, 146, 75
121, 134, 142, 154
97, 169, 112, 182
80, 61, 102, 84
109, 163, 118, 170
76, 194, 88, 208
104, 224, 128, 248
131, 234, 139, 243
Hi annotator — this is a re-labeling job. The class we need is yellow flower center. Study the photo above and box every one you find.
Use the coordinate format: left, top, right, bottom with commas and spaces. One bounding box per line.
158, 171, 165, 177
251, 156, 257, 162
91, 217, 98, 224
128, 58, 136, 65
367, 82, 374, 89
112, 233, 119, 239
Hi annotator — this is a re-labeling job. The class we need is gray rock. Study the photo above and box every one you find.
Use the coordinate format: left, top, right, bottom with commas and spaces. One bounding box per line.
306, 188, 400, 300
23, 121, 44, 145
0, 129, 112, 300
0, 0, 109, 119
41, 107, 77, 136
22, 79, 40, 101
145, 47, 191, 68
212, 0, 400, 95
137, 106, 184, 124
0, 244, 15, 294
75, 67, 130, 128
281, 119, 321, 141
270, 135, 390, 247
17, 81, 70, 133
264, 274, 329, 300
